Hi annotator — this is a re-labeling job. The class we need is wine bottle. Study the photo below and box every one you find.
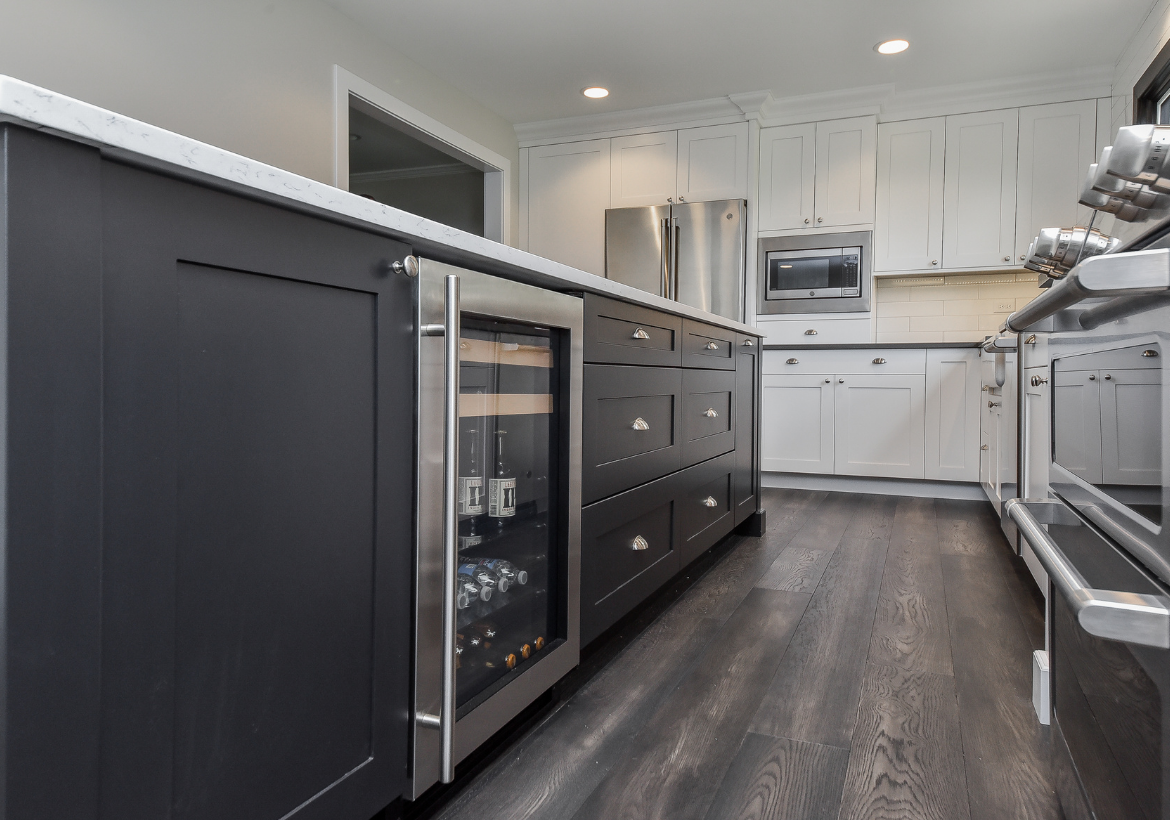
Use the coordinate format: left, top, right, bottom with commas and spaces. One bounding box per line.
465, 621, 499, 648
477, 558, 528, 585
459, 514, 484, 551
458, 428, 485, 516
488, 430, 517, 522
459, 561, 510, 593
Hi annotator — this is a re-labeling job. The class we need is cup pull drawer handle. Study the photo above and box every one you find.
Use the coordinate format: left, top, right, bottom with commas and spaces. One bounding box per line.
631, 327, 650, 340
786, 357, 799, 364
804, 329, 818, 336
705, 341, 719, 350
703, 408, 719, 418
630, 535, 649, 551
631, 417, 650, 431
742, 339, 754, 347
702, 496, 718, 507
872, 357, 887, 364
1143, 349, 1159, 357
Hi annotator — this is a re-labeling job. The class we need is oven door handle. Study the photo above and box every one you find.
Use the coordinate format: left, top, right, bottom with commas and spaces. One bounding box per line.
1006, 498, 1170, 649
418, 272, 459, 783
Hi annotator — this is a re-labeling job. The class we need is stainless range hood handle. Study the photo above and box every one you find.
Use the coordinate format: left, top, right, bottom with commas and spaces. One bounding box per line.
1005, 499, 1170, 649
418, 273, 460, 783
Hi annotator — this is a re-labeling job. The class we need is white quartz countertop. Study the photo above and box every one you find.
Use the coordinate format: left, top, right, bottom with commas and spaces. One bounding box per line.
0, 76, 758, 336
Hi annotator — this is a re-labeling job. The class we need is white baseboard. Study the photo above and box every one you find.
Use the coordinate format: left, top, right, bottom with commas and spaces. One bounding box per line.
761, 471, 986, 501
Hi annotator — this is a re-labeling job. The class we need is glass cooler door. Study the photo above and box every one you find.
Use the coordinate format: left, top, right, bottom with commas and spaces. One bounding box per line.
454, 320, 562, 710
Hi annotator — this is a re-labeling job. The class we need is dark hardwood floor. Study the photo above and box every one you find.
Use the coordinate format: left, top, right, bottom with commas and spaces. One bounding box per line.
432, 488, 1060, 820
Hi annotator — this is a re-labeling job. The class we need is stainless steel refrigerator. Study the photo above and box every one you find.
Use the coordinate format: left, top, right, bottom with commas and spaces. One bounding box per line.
605, 199, 746, 321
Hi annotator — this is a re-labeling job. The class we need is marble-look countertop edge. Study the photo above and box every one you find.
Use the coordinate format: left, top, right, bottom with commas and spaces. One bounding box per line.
762, 341, 985, 350
0, 76, 760, 337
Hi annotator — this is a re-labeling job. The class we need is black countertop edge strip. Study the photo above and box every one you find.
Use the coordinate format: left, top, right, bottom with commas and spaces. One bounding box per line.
762, 341, 985, 350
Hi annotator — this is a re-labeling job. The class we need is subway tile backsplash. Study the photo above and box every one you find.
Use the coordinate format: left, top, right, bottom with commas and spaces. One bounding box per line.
874, 272, 1043, 343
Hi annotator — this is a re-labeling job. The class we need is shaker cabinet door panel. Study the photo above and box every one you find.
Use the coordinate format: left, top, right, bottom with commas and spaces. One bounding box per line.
1100, 369, 1162, 486
99, 161, 414, 820
874, 118, 945, 272
1052, 370, 1102, 485
834, 375, 925, 479
526, 139, 610, 276
813, 116, 877, 228
761, 375, 835, 474
610, 130, 678, 208
1014, 100, 1098, 264
758, 123, 816, 231
943, 109, 1018, 269
676, 122, 749, 202
925, 348, 981, 482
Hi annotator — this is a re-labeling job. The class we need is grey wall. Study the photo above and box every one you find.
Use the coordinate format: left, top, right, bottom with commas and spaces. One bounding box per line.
0, 0, 519, 245
352, 171, 486, 237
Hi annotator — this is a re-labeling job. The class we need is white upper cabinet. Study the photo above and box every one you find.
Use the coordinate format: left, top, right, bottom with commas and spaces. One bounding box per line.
942, 109, 1019, 269
676, 123, 749, 202
874, 118, 945, 272
524, 139, 611, 276
758, 123, 816, 231
814, 116, 877, 228
610, 130, 678, 208
1014, 100, 1098, 264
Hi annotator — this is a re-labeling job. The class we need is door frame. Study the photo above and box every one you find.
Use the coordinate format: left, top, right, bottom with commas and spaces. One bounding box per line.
332, 66, 512, 244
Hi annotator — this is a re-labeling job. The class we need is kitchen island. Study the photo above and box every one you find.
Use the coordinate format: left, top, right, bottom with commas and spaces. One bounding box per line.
0, 76, 760, 820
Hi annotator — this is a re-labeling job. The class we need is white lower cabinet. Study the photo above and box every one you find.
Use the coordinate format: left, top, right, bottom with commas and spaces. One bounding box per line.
761, 374, 835, 474
761, 347, 979, 482
833, 374, 926, 478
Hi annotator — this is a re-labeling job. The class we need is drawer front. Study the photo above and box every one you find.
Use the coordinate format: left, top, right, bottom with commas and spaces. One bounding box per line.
582, 364, 682, 503
682, 368, 736, 467
757, 317, 872, 346
580, 476, 679, 646
682, 319, 737, 370
677, 452, 735, 566
763, 347, 927, 375
584, 293, 682, 367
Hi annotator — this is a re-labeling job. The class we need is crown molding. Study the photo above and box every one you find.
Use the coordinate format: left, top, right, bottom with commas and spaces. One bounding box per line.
878, 64, 1114, 121
515, 96, 746, 146
350, 163, 476, 183
514, 66, 1117, 147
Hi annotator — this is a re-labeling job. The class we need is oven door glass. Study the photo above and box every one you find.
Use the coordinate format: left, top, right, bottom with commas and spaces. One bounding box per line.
455, 318, 563, 713
1050, 521, 1166, 820
1052, 342, 1163, 526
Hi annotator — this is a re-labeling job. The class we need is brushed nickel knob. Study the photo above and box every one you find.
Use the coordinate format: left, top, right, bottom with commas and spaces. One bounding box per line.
1003, 256, 1011, 262
631, 417, 650, 431
392, 256, 420, 277
824, 378, 831, 383
631, 327, 650, 340
630, 535, 649, 551
1019, 254, 1026, 261
1026, 334, 1037, 344
838, 378, 845, 383
988, 401, 1000, 408
931, 260, 938, 265
1089, 374, 1096, 381
1030, 375, 1048, 386
679, 196, 686, 202
981, 444, 989, 450
817, 217, 824, 223
786, 357, 799, 364
1104, 373, 1112, 380
702, 496, 718, 507
804, 218, 810, 224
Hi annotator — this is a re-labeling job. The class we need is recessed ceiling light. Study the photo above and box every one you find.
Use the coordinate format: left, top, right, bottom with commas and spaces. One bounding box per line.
875, 39, 909, 55
582, 87, 609, 99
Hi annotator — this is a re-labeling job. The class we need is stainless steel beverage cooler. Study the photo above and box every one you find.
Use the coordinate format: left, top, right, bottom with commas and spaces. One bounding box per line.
409, 257, 582, 798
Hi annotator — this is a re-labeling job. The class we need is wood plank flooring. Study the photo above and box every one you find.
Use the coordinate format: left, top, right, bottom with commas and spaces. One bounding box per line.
429, 489, 1060, 820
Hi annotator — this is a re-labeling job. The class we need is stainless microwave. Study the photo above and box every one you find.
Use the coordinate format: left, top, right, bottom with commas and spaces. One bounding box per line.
757, 231, 871, 315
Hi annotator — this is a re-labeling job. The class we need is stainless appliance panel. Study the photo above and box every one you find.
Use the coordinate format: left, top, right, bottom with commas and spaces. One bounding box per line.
671, 199, 745, 322
411, 258, 582, 799
757, 231, 872, 315
605, 205, 671, 298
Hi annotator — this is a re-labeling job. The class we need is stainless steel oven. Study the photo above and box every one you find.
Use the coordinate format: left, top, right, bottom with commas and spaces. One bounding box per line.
408, 257, 582, 798
757, 231, 871, 315
1005, 223, 1170, 819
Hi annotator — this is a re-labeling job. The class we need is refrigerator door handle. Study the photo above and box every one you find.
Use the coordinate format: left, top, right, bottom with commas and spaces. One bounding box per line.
671, 217, 680, 301
417, 272, 460, 783
659, 218, 670, 299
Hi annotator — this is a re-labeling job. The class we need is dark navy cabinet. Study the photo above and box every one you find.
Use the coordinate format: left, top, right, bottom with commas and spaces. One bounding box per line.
0, 124, 414, 820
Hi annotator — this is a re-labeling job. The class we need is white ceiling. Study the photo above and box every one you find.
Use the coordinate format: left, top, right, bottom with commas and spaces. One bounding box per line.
326, 0, 1157, 125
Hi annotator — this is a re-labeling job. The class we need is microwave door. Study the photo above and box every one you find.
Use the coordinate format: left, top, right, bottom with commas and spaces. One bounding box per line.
672, 199, 745, 321
605, 205, 670, 298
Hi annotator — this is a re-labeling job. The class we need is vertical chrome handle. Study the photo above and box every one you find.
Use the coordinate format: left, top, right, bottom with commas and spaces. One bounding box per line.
660, 218, 670, 299
671, 218, 680, 301
437, 273, 461, 783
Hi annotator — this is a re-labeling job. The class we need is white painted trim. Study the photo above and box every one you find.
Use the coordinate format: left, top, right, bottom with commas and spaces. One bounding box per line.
350, 163, 477, 183
514, 66, 1116, 150
762, 471, 987, 500
333, 65, 512, 244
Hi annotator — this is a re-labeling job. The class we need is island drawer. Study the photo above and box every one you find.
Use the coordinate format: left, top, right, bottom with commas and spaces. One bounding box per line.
681, 369, 735, 467
580, 474, 679, 646
681, 319, 736, 370
676, 451, 735, 566
584, 294, 682, 367
582, 365, 682, 504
